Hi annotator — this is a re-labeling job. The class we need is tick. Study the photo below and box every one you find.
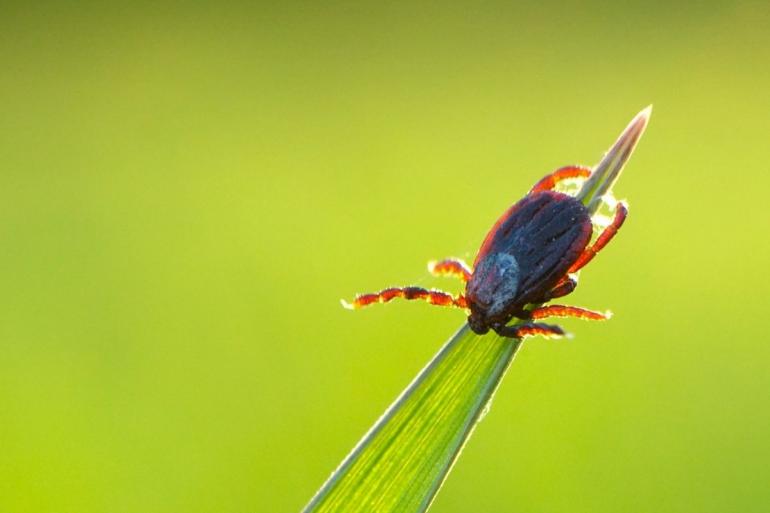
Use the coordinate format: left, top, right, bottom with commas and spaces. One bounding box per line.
343, 165, 628, 340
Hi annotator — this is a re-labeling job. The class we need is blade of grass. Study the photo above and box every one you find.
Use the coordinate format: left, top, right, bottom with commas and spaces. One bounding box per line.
303, 325, 515, 513
577, 105, 652, 207
303, 106, 651, 513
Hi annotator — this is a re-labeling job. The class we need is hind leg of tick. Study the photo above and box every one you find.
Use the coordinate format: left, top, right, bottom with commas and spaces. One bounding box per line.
529, 165, 592, 194
568, 201, 628, 274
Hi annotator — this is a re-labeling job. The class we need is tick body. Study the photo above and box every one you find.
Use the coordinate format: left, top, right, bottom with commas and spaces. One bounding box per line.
345, 165, 628, 340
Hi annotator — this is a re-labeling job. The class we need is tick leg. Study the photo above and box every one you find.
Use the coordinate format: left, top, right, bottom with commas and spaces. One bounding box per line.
342, 286, 467, 310
529, 304, 610, 321
568, 202, 628, 274
428, 258, 472, 282
495, 322, 566, 340
542, 276, 578, 301
530, 165, 592, 193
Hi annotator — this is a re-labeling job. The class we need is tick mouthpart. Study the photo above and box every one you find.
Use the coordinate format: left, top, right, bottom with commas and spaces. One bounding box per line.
467, 312, 490, 335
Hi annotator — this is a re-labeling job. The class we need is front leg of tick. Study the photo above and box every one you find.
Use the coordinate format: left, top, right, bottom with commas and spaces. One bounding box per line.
343, 259, 472, 312
493, 304, 609, 340
527, 304, 610, 321
342, 286, 468, 310
428, 258, 472, 282
495, 322, 566, 340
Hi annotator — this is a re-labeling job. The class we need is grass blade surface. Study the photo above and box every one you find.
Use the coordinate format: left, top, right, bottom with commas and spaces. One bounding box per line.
304, 326, 516, 513
303, 106, 651, 513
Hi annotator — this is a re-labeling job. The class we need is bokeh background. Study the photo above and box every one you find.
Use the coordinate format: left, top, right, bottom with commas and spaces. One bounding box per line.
1, 2, 769, 512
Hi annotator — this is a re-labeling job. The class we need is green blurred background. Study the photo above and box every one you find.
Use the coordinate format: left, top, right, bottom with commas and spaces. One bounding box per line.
1, 2, 769, 512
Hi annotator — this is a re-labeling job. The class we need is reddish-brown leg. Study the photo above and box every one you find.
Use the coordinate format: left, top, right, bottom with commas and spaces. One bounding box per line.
428, 258, 472, 282
496, 322, 565, 340
543, 276, 577, 301
568, 202, 628, 274
529, 304, 610, 321
342, 286, 467, 310
530, 165, 592, 194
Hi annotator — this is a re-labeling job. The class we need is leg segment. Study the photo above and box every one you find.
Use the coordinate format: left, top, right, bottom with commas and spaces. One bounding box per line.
495, 322, 566, 340
542, 276, 577, 301
529, 304, 610, 321
428, 258, 472, 282
568, 202, 628, 274
530, 165, 592, 194
342, 286, 467, 310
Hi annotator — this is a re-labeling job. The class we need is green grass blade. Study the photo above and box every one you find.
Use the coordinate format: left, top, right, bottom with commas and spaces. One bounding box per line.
303, 326, 517, 513
303, 107, 650, 513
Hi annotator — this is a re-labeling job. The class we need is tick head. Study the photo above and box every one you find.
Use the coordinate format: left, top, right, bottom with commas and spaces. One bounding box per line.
467, 311, 490, 334
465, 252, 521, 332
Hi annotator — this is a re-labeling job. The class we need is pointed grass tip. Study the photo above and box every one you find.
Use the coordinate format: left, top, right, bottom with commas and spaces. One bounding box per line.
578, 105, 652, 212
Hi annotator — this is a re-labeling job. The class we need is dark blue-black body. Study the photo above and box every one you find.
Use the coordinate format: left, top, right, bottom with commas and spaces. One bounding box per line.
465, 190, 592, 335
345, 165, 627, 340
